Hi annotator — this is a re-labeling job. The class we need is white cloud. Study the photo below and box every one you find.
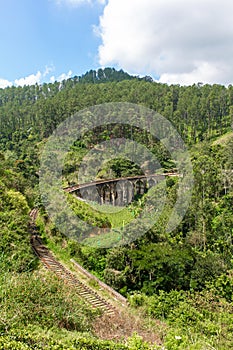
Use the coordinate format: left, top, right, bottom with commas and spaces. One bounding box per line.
58, 70, 73, 81
15, 71, 42, 87
97, 0, 233, 85
14, 66, 55, 87
0, 66, 73, 89
50, 70, 73, 83
0, 78, 12, 89
158, 62, 230, 86
43, 65, 55, 77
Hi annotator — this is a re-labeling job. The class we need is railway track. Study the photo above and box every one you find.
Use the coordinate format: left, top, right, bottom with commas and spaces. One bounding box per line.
30, 212, 115, 315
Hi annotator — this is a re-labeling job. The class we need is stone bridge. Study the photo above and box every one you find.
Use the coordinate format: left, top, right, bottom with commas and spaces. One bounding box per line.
64, 173, 179, 206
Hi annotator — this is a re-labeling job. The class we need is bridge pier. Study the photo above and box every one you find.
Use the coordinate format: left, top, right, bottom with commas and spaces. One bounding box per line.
76, 178, 149, 206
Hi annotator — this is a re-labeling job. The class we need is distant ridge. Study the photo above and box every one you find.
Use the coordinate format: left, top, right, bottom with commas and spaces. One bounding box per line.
67, 67, 153, 85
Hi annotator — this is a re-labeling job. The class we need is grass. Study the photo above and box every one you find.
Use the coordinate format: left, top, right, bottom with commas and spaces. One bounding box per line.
89, 202, 135, 228
82, 229, 123, 248
74, 200, 140, 247
212, 130, 233, 145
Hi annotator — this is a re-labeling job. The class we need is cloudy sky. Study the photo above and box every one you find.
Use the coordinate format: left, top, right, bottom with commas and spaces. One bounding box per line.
1, 0, 233, 88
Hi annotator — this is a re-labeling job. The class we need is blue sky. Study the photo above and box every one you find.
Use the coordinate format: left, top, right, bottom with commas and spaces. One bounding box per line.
1, 0, 233, 87
0, 0, 105, 87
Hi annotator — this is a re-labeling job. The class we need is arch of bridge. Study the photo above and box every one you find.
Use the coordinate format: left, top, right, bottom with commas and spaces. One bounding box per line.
64, 173, 178, 206
73, 177, 153, 206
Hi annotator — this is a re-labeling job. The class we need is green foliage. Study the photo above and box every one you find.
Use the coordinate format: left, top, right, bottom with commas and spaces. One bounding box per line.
208, 271, 233, 302
190, 251, 226, 290
129, 290, 186, 319
80, 246, 107, 278
0, 328, 129, 350
0, 72, 232, 158
126, 333, 151, 350
129, 290, 233, 349
0, 271, 96, 333
0, 161, 36, 272
97, 158, 144, 179
68, 194, 111, 229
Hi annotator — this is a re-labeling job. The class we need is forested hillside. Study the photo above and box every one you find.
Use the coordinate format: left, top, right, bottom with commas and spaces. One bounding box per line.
0, 68, 232, 150
0, 68, 233, 349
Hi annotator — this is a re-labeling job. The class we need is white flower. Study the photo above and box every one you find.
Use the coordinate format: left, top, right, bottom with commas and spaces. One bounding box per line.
175, 335, 182, 340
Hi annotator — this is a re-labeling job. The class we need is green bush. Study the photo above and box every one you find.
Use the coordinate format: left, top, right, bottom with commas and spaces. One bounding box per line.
144, 290, 186, 319
0, 272, 96, 333
0, 328, 159, 350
